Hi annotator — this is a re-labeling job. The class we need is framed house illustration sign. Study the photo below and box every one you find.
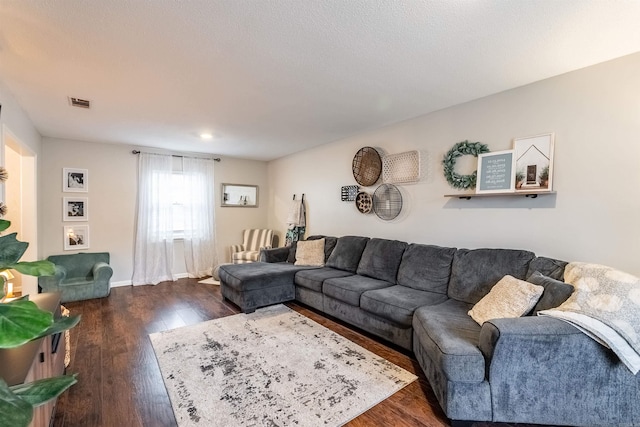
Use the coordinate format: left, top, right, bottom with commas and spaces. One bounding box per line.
513, 133, 555, 191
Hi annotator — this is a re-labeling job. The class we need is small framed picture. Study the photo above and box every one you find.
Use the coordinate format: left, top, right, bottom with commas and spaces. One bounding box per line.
64, 225, 89, 251
476, 150, 516, 194
513, 133, 554, 191
63, 197, 88, 221
63, 168, 88, 192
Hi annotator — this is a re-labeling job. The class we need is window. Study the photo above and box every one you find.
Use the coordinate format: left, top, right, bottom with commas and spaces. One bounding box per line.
171, 172, 185, 238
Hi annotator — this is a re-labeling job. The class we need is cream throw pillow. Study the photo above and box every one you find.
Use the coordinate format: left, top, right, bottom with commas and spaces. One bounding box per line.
295, 238, 325, 266
468, 275, 544, 325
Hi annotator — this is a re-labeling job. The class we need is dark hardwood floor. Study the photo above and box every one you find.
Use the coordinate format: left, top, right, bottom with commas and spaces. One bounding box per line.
53, 279, 548, 427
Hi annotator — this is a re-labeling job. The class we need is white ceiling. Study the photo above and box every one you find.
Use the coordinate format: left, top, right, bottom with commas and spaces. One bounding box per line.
1, 1, 640, 161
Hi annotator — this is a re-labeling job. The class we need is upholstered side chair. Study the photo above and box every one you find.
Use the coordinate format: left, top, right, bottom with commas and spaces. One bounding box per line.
38, 252, 113, 302
231, 229, 274, 264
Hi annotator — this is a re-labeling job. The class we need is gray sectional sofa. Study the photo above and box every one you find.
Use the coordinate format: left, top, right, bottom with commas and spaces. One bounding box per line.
218, 235, 640, 427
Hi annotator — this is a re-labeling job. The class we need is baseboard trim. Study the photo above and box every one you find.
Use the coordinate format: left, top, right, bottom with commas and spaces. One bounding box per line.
111, 273, 191, 288
111, 280, 132, 288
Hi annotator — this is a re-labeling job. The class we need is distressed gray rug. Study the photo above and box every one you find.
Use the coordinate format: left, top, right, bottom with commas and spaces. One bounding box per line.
149, 304, 416, 426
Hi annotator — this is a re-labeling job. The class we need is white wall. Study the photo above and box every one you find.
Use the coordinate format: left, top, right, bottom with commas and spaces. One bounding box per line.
40, 138, 269, 284
267, 53, 640, 276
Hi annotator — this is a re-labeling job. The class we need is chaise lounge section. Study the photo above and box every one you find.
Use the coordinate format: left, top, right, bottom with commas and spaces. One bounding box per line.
218, 234, 640, 426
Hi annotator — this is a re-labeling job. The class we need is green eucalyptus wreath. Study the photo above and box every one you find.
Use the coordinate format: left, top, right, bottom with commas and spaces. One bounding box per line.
442, 140, 490, 189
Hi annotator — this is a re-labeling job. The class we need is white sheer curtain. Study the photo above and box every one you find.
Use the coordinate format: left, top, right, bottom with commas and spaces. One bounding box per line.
132, 153, 174, 285
182, 157, 217, 278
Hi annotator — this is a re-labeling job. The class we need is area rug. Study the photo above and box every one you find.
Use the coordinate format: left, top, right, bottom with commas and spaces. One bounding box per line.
197, 277, 219, 285
149, 304, 416, 426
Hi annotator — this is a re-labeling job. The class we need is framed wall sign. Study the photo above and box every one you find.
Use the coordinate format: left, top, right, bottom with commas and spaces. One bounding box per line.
63, 168, 88, 192
64, 225, 89, 250
476, 150, 516, 194
513, 133, 554, 191
63, 197, 88, 221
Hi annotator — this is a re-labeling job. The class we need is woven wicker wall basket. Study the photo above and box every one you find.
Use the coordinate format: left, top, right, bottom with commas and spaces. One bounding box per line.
352, 147, 382, 186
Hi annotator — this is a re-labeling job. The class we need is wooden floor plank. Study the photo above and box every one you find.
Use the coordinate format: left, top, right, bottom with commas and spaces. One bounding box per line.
53, 278, 550, 427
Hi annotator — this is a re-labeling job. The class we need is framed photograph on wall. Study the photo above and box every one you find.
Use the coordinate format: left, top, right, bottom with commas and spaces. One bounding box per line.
64, 225, 89, 250
63, 168, 88, 192
513, 133, 555, 191
476, 150, 516, 194
63, 197, 88, 221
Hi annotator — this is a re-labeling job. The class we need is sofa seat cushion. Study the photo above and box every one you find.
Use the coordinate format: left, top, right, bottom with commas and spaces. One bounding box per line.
413, 299, 485, 383
448, 248, 536, 304
323, 274, 392, 307
60, 278, 94, 287
360, 285, 449, 327
295, 267, 354, 292
219, 262, 313, 292
232, 250, 260, 263
356, 238, 407, 284
397, 243, 456, 293
325, 236, 370, 273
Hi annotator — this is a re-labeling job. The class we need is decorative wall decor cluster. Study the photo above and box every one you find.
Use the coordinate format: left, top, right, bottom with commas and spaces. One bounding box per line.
442, 141, 489, 190
444, 133, 556, 199
62, 167, 89, 250
382, 150, 421, 184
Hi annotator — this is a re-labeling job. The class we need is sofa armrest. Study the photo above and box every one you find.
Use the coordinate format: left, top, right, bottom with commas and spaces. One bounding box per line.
38, 265, 67, 291
259, 247, 290, 263
478, 316, 639, 425
478, 316, 581, 362
92, 262, 113, 283
230, 244, 246, 255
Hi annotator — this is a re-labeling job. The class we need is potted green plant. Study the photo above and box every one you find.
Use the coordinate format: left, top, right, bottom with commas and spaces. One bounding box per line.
515, 170, 525, 189
539, 166, 549, 188
0, 218, 81, 427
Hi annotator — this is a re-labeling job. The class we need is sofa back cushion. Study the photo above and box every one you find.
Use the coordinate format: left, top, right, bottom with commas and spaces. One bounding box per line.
356, 238, 407, 284
448, 248, 535, 304
526, 256, 568, 281
326, 236, 370, 273
397, 244, 456, 294
47, 252, 110, 279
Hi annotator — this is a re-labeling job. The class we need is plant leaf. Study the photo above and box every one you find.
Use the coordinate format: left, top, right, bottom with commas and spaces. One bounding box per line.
9, 375, 77, 407
0, 379, 33, 427
0, 300, 53, 348
33, 315, 81, 340
0, 219, 11, 233
10, 260, 56, 277
0, 233, 28, 270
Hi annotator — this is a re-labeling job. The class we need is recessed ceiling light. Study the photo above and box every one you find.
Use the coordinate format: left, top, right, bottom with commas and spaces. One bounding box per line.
200, 133, 213, 140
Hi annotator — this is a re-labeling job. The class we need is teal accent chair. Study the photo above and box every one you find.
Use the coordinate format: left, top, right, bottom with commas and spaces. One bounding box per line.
38, 252, 113, 302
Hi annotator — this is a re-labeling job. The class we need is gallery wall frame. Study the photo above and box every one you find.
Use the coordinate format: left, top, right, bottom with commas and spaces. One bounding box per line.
63, 197, 88, 221
513, 133, 554, 191
64, 225, 89, 250
63, 167, 88, 192
476, 150, 516, 194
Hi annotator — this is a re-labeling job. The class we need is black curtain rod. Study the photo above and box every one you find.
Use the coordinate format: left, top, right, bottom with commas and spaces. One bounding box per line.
131, 150, 221, 162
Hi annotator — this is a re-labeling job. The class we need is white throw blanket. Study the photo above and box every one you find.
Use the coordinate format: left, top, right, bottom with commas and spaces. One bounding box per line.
539, 262, 640, 374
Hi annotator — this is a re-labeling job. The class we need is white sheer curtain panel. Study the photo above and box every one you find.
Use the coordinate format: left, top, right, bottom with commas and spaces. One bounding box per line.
182, 157, 217, 278
132, 153, 175, 285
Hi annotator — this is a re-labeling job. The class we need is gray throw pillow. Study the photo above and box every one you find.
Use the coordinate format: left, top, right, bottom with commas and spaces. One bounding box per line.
528, 270, 574, 314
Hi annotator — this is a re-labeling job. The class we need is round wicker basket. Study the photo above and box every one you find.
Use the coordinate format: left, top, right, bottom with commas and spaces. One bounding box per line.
352, 147, 382, 186
355, 191, 373, 214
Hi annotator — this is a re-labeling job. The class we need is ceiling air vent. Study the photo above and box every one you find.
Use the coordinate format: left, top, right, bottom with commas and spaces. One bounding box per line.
68, 97, 91, 109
